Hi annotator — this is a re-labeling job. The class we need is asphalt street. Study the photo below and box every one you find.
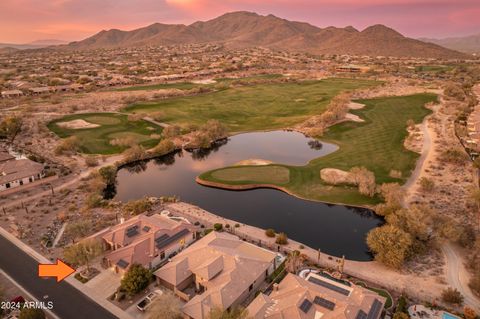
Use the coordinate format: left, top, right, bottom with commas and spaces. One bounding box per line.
0, 234, 118, 319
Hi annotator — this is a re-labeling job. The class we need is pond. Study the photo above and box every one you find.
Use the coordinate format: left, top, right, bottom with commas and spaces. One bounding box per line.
114, 131, 384, 261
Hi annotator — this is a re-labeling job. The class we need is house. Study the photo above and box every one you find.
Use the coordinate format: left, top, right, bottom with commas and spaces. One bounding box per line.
154, 231, 278, 319
97, 213, 197, 273
1, 90, 23, 98
336, 65, 371, 73
247, 272, 386, 319
29, 87, 51, 95
0, 157, 45, 191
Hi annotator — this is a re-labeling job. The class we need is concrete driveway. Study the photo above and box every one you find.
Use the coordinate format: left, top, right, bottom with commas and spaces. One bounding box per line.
85, 267, 121, 300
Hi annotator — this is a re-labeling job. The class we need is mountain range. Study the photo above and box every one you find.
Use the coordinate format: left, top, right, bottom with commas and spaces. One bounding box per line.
0, 39, 68, 50
61, 12, 467, 58
420, 34, 480, 54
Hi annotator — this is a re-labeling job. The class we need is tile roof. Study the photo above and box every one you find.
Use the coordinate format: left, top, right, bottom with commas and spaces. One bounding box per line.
155, 232, 277, 319
0, 158, 43, 185
247, 273, 386, 319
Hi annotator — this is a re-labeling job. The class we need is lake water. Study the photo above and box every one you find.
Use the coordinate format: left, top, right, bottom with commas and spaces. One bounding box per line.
114, 131, 383, 261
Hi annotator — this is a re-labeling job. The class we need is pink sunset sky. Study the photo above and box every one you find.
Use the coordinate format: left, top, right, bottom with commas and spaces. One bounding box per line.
1, 0, 479, 43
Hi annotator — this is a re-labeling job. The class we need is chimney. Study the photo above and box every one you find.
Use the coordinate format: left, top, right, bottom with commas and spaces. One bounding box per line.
273, 283, 279, 291
120, 217, 125, 224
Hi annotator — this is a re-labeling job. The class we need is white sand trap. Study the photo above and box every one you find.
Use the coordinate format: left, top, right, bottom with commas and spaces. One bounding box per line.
320, 168, 354, 185
57, 119, 100, 129
348, 102, 366, 110
192, 79, 217, 84
345, 113, 365, 122
235, 159, 273, 166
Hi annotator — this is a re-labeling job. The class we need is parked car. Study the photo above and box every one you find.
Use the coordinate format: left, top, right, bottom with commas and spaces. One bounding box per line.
136, 290, 163, 312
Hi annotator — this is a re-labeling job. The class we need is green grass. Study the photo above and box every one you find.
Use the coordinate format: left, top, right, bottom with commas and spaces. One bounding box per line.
211, 165, 290, 184
124, 78, 379, 132
47, 113, 163, 154
115, 74, 284, 92
415, 65, 454, 73
199, 93, 437, 206
116, 82, 199, 91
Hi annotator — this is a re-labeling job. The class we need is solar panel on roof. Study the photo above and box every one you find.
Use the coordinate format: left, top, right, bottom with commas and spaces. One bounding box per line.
116, 259, 129, 269
307, 276, 350, 296
299, 299, 313, 313
356, 310, 368, 319
366, 299, 383, 319
126, 225, 139, 238
313, 296, 335, 311
155, 229, 190, 250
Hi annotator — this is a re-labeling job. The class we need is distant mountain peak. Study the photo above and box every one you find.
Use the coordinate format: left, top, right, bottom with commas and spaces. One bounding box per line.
60, 12, 466, 58
362, 24, 404, 38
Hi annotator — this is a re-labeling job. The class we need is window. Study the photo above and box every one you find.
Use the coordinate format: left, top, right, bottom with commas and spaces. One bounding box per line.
20, 180, 23, 185
249, 284, 253, 292
5, 183, 10, 189
160, 251, 165, 259
29, 177, 32, 183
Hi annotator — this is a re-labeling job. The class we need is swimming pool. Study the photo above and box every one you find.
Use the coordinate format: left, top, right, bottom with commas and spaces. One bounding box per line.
443, 312, 460, 319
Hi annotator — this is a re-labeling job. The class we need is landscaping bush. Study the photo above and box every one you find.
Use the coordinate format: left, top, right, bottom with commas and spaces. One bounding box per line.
275, 232, 288, 245
265, 229, 276, 237
213, 223, 223, 231
120, 264, 152, 296
441, 287, 464, 305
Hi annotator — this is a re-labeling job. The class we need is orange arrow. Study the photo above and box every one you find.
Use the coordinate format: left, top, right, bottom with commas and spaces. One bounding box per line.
38, 259, 75, 282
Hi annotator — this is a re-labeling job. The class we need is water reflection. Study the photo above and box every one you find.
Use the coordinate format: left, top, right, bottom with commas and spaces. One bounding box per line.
115, 131, 383, 261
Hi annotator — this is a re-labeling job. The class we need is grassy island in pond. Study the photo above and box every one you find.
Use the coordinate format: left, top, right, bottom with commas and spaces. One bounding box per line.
48, 113, 163, 154
198, 93, 437, 206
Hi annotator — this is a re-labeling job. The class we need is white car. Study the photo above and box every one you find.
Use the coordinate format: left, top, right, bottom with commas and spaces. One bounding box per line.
136, 290, 163, 312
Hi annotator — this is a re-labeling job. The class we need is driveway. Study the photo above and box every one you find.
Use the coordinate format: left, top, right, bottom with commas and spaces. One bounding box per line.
85, 267, 121, 300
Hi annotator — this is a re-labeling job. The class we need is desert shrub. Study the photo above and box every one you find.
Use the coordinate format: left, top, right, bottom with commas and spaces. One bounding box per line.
213, 223, 223, 231
419, 177, 435, 192
367, 225, 413, 269
124, 198, 152, 215
84, 156, 99, 167
441, 287, 464, 305
265, 229, 276, 237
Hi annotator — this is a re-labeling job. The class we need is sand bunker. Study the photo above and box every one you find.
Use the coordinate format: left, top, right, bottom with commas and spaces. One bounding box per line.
192, 79, 217, 84
320, 168, 354, 185
345, 113, 365, 123
348, 102, 366, 110
235, 159, 274, 166
57, 119, 100, 129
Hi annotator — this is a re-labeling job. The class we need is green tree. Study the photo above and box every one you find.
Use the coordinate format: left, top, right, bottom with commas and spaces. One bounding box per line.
367, 225, 413, 269
120, 264, 153, 296
19, 308, 46, 319
63, 239, 103, 273
147, 291, 183, 319
209, 306, 249, 319
99, 165, 117, 185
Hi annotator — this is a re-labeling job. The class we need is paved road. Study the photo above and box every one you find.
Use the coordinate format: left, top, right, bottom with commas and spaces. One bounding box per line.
443, 244, 480, 311
0, 234, 118, 319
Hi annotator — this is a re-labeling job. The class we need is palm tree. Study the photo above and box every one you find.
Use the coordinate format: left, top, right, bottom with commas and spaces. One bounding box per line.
286, 250, 307, 274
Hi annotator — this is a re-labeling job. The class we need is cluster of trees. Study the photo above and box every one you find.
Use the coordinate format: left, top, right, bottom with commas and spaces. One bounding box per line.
82, 165, 117, 208
123, 197, 153, 216
349, 166, 376, 197
302, 93, 351, 137
367, 184, 437, 268
189, 119, 228, 149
